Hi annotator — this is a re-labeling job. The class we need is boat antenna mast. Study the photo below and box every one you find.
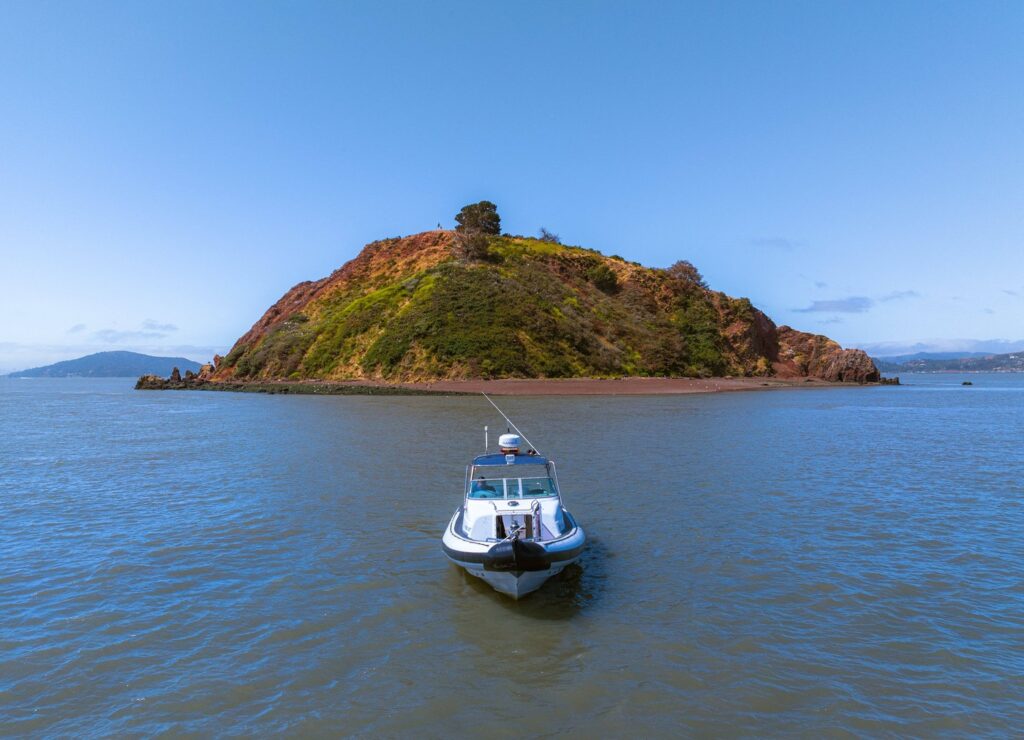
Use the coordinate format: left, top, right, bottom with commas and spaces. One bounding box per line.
481, 393, 540, 455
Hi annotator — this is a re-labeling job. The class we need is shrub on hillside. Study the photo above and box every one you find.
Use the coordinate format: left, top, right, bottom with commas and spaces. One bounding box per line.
453, 230, 491, 260
538, 227, 561, 244
587, 263, 619, 293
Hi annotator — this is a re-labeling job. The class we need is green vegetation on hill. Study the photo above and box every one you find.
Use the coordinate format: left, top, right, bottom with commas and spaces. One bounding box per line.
220, 231, 792, 382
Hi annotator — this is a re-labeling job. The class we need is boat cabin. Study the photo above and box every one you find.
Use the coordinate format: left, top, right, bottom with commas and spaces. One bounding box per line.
459, 451, 571, 542
466, 453, 559, 500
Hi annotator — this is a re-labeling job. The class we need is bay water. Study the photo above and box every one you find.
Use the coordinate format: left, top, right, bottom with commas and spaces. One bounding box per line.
1, 375, 1022, 735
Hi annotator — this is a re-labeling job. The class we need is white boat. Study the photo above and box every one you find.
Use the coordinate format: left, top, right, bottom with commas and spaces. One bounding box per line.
442, 431, 586, 599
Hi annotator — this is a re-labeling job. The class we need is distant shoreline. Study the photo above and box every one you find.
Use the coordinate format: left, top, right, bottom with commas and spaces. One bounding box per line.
140, 376, 896, 397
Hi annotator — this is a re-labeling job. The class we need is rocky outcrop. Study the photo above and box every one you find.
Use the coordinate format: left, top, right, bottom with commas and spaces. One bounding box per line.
775, 327, 881, 383
135, 366, 210, 390
135, 373, 172, 390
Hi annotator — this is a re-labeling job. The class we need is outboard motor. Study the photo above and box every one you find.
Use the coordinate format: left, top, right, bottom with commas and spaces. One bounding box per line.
483, 537, 550, 572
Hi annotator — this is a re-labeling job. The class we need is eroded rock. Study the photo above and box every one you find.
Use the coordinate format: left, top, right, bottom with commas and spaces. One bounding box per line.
135, 360, 218, 390
774, 326, 882, 383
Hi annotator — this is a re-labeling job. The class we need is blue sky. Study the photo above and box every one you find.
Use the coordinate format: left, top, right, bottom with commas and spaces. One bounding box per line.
1, 1, 1021, 372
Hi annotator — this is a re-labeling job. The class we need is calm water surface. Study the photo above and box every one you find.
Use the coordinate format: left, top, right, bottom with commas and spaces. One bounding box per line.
1, 375, 1022, 735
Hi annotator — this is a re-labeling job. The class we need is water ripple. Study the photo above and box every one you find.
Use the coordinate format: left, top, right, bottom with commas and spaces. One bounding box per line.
1, 375, 1023, 734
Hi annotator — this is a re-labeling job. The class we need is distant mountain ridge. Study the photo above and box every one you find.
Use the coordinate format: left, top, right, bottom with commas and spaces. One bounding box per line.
212, 229, 880, 383
873, 351, 1024, 373
9, 351, 202, 378
873, 351, 997, 364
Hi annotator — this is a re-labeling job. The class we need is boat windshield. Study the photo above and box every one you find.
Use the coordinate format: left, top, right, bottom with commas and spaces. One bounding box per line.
467, 466, 557, 499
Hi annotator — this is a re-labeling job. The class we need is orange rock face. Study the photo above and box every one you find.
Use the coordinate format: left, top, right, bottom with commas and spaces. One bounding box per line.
774, 326, 881, 382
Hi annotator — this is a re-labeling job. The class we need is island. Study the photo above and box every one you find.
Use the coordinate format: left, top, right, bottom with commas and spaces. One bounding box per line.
11, 351, 201, 378
138, 203, 890, 395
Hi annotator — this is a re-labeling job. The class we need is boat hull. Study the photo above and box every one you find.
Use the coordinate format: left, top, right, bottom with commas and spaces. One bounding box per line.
455, 562, 575, 599
442, 509, 586, 599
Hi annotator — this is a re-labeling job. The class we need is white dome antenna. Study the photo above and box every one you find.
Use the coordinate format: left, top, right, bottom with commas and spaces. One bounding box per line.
499, 433, 521, 454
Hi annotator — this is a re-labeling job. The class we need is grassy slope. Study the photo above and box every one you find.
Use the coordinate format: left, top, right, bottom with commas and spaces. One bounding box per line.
221, 233, 777, 382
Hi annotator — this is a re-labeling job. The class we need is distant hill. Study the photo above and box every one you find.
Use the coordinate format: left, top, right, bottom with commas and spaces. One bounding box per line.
213, 229, 879, 383
874, 351, 996, 365
9, 351, 202, 378
871, 352, 996, 373
873, 351, 1024, 373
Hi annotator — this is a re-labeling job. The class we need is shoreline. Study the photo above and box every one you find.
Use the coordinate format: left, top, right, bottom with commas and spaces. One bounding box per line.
139, 375, 898, 396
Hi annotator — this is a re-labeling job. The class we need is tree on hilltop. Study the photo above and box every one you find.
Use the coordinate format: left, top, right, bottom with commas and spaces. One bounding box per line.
455, 201, 501, 235
453, 201, 500, 260
666, 260, 708, 289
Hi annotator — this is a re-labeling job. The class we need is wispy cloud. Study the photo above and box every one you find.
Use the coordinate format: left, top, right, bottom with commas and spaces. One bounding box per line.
818, 317, 844, 325
66, 323, 87, 334
880, 290, 920, 302
796, 290, 919, 314
796, 273, 827, 289
795, 296, 874, 313
91, 319, 179, 343
983, 308, 996, 314
92, 328, 168, 342
141, 319, 178, 332
751, 236, 802, 251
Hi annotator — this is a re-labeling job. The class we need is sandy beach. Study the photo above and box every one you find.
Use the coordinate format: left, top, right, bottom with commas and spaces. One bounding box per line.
378, 376, 857, 395
181, 375, 880, 396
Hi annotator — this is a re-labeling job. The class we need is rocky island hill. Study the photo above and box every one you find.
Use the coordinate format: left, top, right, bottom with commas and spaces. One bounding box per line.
139, 203, 882, 392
